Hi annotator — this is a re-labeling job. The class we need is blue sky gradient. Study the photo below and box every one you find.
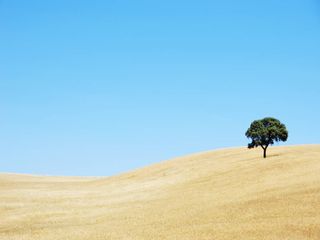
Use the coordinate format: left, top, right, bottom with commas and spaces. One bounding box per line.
0, 0, 319, 176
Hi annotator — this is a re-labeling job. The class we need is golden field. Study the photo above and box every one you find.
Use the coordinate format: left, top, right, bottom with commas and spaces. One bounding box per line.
0, 145, 320, 240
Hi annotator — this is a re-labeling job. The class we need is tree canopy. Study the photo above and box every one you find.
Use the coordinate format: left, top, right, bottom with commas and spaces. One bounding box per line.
246, 117, 288, 158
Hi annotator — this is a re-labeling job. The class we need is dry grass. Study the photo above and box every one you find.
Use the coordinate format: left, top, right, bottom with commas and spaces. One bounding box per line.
0, 145, 320, 239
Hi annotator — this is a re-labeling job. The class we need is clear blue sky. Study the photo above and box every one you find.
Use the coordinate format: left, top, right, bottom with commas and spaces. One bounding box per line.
0, 0, 319, 176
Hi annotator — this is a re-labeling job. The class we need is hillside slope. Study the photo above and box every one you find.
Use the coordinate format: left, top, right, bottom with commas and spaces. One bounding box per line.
0, 145, 320, 240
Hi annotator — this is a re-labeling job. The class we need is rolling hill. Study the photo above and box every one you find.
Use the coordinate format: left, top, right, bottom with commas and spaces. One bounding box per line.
0, 145, 320, 239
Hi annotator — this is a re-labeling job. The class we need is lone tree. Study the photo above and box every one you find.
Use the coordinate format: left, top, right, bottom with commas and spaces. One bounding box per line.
246, 117, 288, 158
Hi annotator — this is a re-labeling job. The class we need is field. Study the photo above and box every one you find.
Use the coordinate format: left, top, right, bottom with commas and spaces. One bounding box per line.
1, 145, 320, 239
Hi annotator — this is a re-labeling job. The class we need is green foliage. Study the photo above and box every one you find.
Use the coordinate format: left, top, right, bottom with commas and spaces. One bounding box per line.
246, 117, 288, 158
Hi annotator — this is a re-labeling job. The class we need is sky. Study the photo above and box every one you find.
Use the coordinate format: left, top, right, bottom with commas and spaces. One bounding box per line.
0, 0, 319, 176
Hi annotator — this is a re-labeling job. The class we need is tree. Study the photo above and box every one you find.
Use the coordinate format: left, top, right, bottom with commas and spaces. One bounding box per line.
245, 117, 288, 158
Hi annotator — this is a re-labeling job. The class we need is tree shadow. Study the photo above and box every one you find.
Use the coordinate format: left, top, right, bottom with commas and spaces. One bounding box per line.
267, 153, 281, 158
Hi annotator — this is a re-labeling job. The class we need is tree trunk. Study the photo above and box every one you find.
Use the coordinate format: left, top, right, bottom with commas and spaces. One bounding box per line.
263, 147, 267, 158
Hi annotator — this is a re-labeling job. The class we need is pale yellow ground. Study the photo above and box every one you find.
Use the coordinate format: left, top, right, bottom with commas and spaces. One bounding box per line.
1, 145, 320, 240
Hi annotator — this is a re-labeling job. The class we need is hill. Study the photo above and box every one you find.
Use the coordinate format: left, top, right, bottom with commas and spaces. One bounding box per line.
0, 145, 320, 239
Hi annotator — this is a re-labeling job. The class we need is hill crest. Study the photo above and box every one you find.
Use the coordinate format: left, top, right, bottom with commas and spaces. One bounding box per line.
1, 144, 319, 239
